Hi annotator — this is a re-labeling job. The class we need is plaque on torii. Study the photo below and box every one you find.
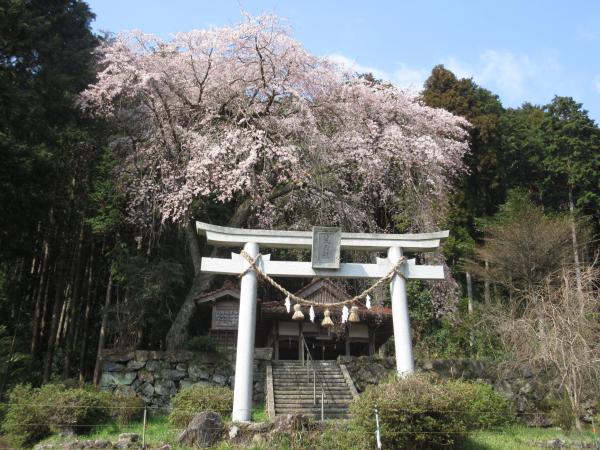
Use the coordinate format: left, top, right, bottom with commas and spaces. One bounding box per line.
196, 221, 448, 422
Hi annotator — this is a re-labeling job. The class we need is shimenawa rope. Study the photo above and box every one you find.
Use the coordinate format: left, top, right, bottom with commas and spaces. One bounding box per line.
238, 250, 407, 307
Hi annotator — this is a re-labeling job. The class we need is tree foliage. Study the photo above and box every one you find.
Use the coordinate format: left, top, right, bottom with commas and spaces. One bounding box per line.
80, 15, 469, 232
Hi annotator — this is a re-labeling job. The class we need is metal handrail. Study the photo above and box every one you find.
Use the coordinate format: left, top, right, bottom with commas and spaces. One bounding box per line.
301, 334, 329, 419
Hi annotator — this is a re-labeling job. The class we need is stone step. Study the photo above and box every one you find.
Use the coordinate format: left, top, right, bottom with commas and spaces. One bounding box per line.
274, 393, 353, 399
275, 407, 350, 414
274, 382, 348, 385
274, 393, 350, 398
275, 399, 352, 405
272, 369, 343, 374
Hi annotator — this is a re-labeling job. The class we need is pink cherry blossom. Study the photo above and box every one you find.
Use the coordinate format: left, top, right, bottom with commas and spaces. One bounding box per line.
81, 14, 469, 232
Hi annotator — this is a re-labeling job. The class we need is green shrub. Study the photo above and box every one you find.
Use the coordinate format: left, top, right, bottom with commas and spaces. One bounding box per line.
184, 335, 217, 352
1, 383, 112, 447
542, 394, 575, 430
446, 380, 517, 429
110, 393, 145, 426
168, 384, 233, 426
350, 374, 468, 449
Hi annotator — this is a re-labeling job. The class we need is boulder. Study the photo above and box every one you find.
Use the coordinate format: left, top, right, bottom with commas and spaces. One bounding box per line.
102, 361, 124, 372
137, 369, 154, 383
125, 360, 146, 371
188, 365, 210, 380
273, 414, 310, 433
154, 379, 176, 396
177, 411, 223, 448
99, 372, 136, 388
138, 382, 154, 397
212, 374, 227, 385
118, 433, 139, 443
228, 425, 240, 439
146, 360, 162, 372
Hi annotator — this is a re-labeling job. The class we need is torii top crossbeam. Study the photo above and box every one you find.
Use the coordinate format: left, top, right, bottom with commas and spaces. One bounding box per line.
196, 222, 448, 252
197, 222, 448, 280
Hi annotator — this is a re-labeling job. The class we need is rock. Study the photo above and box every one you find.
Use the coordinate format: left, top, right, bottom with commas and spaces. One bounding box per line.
252, 434, 265, 444
113, 385, 136, 397
177, 411, 223, 448
135, 350, 150, 362
125, 360, 145, 371
212, 374, 227, 385
179, 380, 193, 391
155, 379, 176, 396
146, 360, 162, 372
102, 361, 125, 372
247, 421, 272, 432
137, 369, 154, 383
157, 446, 171, 450
93, 440, 112, 448
169, 369, 187, 380
160, 368, 186, 381
165, 351, 194, 363
547, 438, 566, 448
103, 351, 135, 363
188, 365, 210, 380
118, 433, 139, 443
229, 425, 240, 439
99, 372, 136, 388
273, 414, 309, 433
176, 363, 188, 371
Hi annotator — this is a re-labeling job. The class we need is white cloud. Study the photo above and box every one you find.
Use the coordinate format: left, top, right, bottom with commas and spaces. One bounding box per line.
326, 53, 427, 93
327, 53, 389, 81
576, 26, 600, 41
392, 64, 429, 91
443, 51, 538, 103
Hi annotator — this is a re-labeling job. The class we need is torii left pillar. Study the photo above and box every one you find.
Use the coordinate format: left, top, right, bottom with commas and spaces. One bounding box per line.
232, 242, 259, 422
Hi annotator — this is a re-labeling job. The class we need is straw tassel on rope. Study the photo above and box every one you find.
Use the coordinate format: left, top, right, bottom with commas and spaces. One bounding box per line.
292, 303, 304, 321
238, 250, 406, 308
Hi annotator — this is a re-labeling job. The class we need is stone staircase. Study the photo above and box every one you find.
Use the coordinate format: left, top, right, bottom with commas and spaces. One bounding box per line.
271, 360, 357, 419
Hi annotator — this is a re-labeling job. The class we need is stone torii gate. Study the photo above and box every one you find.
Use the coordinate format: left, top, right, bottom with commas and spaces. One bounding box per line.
196, 222, 448, 422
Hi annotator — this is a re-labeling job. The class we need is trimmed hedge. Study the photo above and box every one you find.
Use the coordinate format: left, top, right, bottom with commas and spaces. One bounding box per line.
350, 374, 516, 450
168, 384, 233, 427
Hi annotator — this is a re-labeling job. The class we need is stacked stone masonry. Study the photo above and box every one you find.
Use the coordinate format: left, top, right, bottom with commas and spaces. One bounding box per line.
99, 348, 271, 408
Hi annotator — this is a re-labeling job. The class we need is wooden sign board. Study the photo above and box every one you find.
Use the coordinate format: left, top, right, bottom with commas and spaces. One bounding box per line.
211, 299, 239, 330
311, 226, 341, 269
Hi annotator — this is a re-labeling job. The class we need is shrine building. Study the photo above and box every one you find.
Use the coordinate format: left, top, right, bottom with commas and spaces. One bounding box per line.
194, 279, 394, 361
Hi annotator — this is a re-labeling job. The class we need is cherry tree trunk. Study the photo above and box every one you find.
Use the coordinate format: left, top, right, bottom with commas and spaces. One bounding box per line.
165, 201, 254, 350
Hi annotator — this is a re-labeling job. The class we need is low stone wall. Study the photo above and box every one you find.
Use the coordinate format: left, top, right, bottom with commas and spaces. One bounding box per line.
99, 348, 271, 408
339, 356, 597, 424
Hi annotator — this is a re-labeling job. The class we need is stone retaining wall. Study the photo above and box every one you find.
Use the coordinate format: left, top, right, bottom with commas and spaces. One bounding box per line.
99, 348, 272, 408
339, 356, 598, 425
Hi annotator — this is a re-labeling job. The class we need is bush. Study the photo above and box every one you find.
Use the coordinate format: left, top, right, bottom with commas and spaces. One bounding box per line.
445, 380, 517, 429
351, 375, 516, 449
1, 384, 112, 447
110, 393, 145, 426
541, 394, 576, 430
184, 335, 217, 352
350, 374, 468, 449
168, 384, 233, 427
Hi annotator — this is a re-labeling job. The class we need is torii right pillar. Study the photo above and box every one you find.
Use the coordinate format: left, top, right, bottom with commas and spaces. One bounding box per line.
388, 246, 414, 375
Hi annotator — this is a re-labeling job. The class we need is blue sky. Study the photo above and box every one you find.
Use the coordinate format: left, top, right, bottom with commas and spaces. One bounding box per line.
86, 0, 600, 122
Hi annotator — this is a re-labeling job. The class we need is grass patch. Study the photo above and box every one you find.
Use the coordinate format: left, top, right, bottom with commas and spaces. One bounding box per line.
464, 425, 598, 449
38, 415, 190, 449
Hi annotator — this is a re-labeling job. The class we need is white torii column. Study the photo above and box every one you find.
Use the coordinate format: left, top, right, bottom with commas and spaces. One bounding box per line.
232, 242, 259, 422
388, 246, 414, 375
